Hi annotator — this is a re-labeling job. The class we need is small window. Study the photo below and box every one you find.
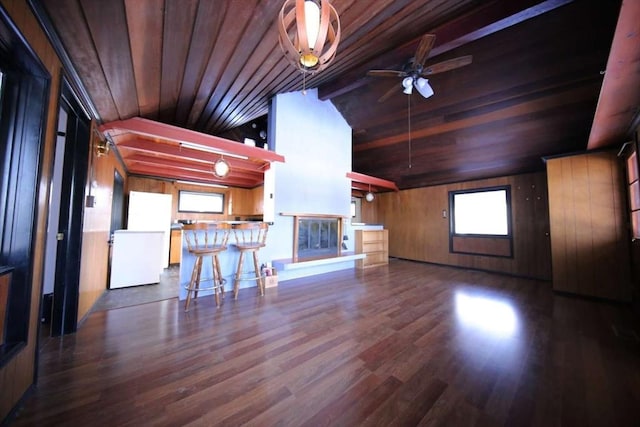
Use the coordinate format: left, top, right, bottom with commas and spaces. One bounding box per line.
449, 186, 512, 257
178, 190, 224, 214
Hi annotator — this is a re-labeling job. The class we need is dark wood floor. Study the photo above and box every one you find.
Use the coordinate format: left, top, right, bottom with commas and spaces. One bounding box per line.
11, 259, 640, 426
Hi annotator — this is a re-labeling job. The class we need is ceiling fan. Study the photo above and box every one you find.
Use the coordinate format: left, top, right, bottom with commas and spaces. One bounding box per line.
367, 33, 472, 102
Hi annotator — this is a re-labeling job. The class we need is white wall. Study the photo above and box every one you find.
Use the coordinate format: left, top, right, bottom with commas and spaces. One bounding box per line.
261, 89, 353, 281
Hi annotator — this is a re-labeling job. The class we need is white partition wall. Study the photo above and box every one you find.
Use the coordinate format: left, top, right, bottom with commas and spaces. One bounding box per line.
262, 89, 353, 281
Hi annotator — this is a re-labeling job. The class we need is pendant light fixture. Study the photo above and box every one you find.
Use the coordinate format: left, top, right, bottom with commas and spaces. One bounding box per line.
365, 184, 375, 202
213, 156, 230, 178
278, 0, 341, 75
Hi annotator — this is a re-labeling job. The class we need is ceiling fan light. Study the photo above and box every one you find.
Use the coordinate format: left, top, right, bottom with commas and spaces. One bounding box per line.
402, 76, 413, 95
415, 77, 434, 98
213, 158, 230, 178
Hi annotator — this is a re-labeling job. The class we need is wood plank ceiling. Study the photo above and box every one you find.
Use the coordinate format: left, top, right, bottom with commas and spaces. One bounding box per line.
32, 0, 638, 190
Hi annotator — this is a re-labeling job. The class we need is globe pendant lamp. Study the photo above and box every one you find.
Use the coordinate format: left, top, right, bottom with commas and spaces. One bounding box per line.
365, 184, 375, 202
213, 157, 230, 178
278, 0, 341, 74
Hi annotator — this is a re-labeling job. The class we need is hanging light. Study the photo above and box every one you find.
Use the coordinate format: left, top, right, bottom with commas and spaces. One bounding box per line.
365, 184, 375, 202
213, 157, 230, 178
278, 0, 341, 74
402, 76, 413, 95
415, 77, 434, 98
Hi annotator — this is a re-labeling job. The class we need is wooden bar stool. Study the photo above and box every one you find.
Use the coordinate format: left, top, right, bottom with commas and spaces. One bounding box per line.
232, 222, 268, 299
183, 222, 231, 311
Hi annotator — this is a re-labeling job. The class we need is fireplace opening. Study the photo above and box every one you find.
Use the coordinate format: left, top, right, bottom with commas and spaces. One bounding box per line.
293, 216, 343, 262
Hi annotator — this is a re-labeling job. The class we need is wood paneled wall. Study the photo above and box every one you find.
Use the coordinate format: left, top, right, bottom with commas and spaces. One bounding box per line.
77, 127, 127, 321
547, 150, 632, 301
371, 172, 551, 280
0, 0, 61, 421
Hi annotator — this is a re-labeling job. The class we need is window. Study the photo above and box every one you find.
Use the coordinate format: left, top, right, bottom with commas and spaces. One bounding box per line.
451, 187, 510, 235
449, 186, 512, 257
178, 191, 224, 214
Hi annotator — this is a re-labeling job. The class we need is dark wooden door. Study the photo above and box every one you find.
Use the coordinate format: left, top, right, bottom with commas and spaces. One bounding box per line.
50, 81, 90, 337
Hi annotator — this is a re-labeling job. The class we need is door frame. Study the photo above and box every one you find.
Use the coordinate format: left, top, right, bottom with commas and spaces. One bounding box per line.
50, 79, 90, 337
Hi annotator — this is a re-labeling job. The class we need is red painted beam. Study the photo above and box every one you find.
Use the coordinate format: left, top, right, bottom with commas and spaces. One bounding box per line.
122, 153, 264, 179
346, 171, 399, 191
128, 163, 261, 188
117, 138, 270, 172
100, 117, 285, 163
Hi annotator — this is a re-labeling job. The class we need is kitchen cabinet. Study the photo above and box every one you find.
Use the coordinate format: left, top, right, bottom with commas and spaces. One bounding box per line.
230, 188, 253, 215
355, 229, 389, 269
231, 186, 264, 216
252, 186, 264, 215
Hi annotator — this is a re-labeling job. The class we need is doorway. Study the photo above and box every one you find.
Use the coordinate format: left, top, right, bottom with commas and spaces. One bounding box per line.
44, 79, 90, 337
106, 169, 125, 288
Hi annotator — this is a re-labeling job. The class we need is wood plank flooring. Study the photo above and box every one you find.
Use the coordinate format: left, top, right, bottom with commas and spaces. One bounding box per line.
10, 259, 640, 426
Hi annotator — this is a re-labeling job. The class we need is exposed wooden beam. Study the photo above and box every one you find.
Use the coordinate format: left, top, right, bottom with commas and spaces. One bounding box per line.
587, 0, 640, 149
346, 171, 399, 191
122, 154, 264, 179
99, 117, 285, 163
128, 164, 260, 188
117, 138, 270, 172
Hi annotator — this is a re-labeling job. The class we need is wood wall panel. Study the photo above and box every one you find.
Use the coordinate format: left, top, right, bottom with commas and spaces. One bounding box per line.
372, 172, 551, 280
77, 129, 127, 322
0, 0, 62, 422
547, 151, 631, 301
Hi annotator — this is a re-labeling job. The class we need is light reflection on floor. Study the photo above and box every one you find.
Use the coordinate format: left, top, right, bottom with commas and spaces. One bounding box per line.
454, 290, 519, 338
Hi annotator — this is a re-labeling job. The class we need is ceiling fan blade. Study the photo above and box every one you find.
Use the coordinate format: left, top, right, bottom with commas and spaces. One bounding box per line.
422, 55, 473, 76
377, 83, 400, 103
367, 69, 406, 78
413, 34, 436, 68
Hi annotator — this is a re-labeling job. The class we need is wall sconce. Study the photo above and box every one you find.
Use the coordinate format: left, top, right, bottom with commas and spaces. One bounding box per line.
213, 157, 230, 178
93, 129, 110, 157
278, 0, 341, 75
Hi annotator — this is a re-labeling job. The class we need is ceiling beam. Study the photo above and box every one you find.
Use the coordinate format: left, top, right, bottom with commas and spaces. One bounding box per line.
587, 0, 640, 149
116, 138, 270, 172
128, 164, 260, 188
121, 153, 264, 179
99, 117, 285, 163
347, 171, 399, 191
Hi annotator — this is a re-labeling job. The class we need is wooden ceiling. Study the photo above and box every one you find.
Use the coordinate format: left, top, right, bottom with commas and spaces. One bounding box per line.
32, 0, 639, 190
